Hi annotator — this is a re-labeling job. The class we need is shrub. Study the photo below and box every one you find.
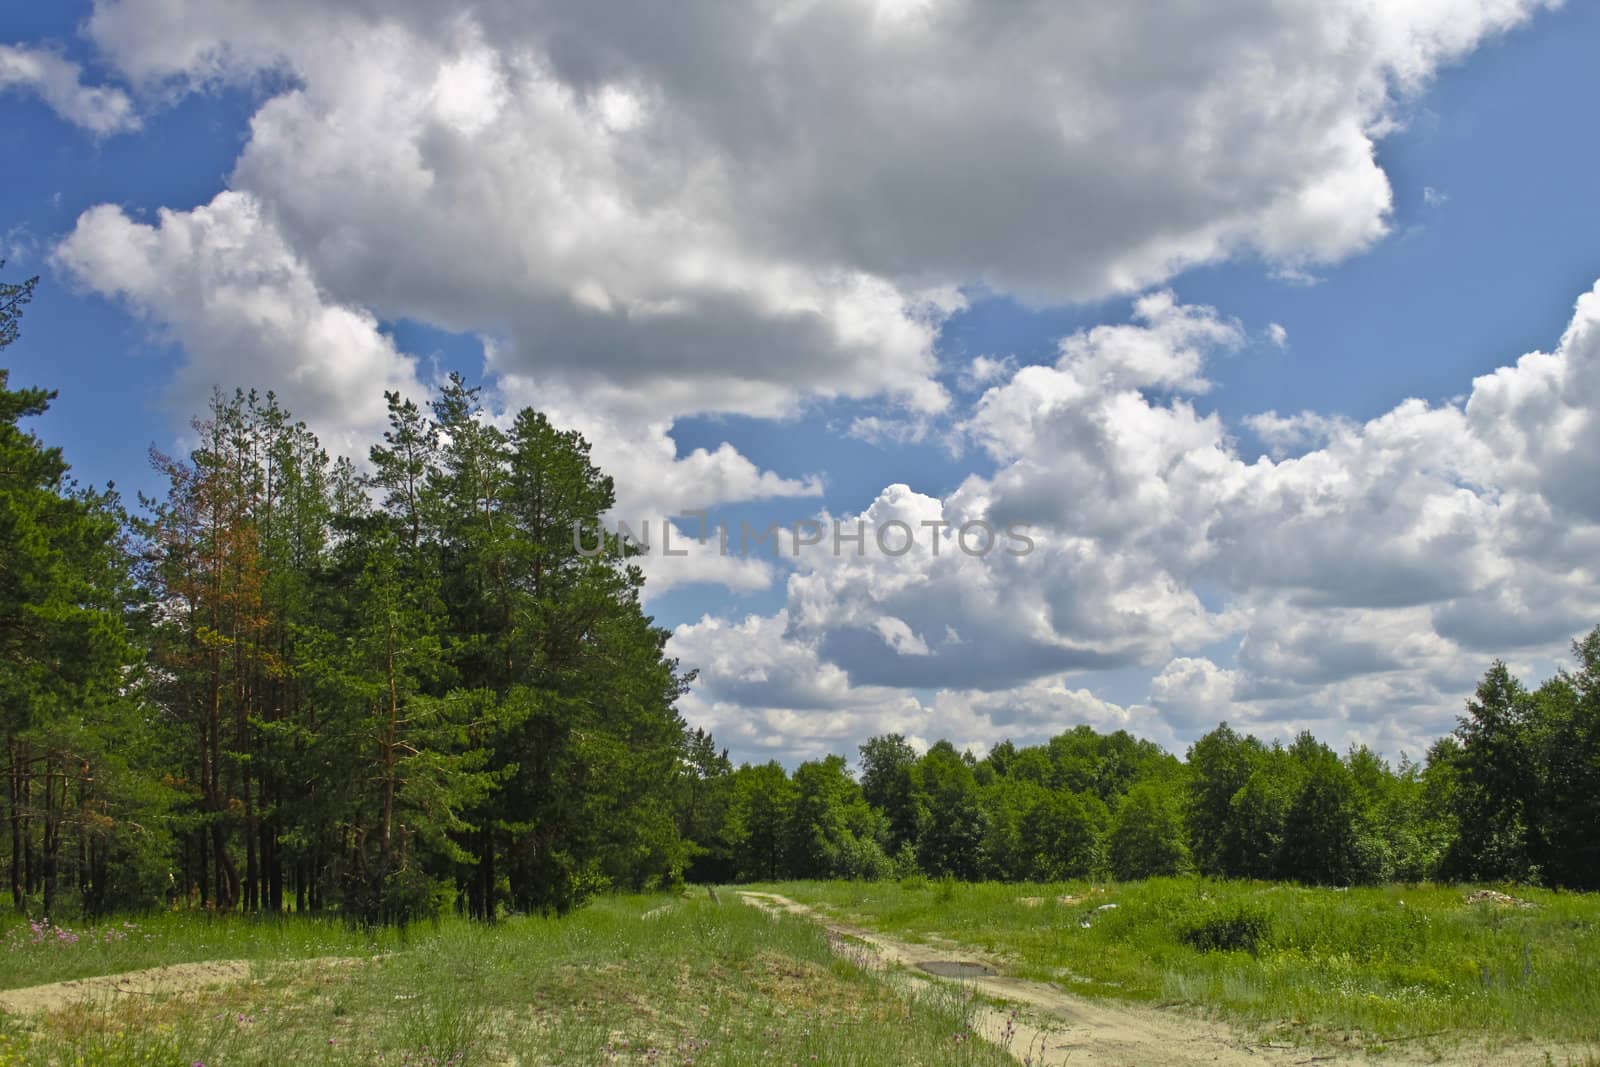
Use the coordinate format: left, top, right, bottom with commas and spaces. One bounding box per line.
1180, 907, 1271, 954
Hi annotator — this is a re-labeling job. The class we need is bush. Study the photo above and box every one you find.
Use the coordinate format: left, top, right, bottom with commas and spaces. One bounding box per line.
831, 833, 895, 881
890, 843, 923, 882
1180, 907, 1271, 954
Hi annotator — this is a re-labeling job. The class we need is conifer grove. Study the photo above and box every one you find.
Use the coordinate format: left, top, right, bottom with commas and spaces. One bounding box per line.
4, 270, 1600, 922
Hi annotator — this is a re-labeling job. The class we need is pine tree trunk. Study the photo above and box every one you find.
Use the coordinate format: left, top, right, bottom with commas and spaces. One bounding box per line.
41, 756, 58, 919
474, 827, 494, 921
90, 805, 109, 913
213, 820, 238, 909
381, 615, 400, 883
21, 740, 34, 899
309, 846, 322, 913
7, 739, 24, 912
262, 817, 282, 913
77, 760, 91, 910
245, 789, 259, 911
241, 652, 258, 912
196, 827, 208, 907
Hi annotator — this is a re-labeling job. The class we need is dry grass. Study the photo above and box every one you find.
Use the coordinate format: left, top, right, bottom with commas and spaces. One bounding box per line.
0, 896, 1014, 1066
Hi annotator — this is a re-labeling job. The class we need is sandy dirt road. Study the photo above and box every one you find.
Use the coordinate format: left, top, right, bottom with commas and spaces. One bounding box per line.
737, 890, 1589, 1067
0, 960, 253, 1015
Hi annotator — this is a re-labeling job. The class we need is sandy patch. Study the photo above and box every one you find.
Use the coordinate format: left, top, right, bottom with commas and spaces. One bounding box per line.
736, 890, 1592, 1067
0, 960, 253, 1015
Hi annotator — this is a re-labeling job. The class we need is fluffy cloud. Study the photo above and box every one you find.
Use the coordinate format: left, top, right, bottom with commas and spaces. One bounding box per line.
1151, 658, 1242, 731
83, 5, 958, 420
494, 372, 822, 522
46, 0, 1592, 760
674, 281, 1600, 762
0, 43, 137, 134
682, 298, 1248, 712
670, 612, 932, 762
670, 610, 1167, 763
52, 192, 426, 455
928, 683, 1177, 757
627, 525, 778, 599
52, 194, 817, 597
62, 0, 1551, 425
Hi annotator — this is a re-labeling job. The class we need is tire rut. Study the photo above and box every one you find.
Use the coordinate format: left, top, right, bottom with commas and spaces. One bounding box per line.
734, 891, 1579, 1067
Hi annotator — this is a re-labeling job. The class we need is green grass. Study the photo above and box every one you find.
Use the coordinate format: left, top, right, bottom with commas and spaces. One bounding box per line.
764, 877, 1600, 1046
0, 913, 409, 991
9, 880, 1596, 1064
0, 896, 1014, 1066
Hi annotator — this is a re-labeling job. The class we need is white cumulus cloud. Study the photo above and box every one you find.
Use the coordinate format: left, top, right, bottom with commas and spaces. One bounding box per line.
673, 281, 1600, 762
61, 0, 1554, 424
0, 44, 138, 134
40, 0, 1592, 759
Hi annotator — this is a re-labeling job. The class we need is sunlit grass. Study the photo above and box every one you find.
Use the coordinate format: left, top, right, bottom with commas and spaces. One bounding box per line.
0, 896, 1015, 1066
0, 912, 411, 991
767, 877, 1600, 1045
12, 880, 1593, 1063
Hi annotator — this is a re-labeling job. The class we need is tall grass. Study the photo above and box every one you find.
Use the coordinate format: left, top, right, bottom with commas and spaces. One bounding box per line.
1, 912, 412, 991
1, 896, 1015, 1066
770, 877, 1600, 1043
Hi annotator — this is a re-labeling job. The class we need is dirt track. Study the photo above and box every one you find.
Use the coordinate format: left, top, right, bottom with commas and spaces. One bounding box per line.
737, 890, 1588, 1067
0, 960, 253, 1015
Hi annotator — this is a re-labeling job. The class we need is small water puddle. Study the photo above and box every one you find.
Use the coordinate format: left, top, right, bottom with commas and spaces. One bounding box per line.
917, 960, 995, 978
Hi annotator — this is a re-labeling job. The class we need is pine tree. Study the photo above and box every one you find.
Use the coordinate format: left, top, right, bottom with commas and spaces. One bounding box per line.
3, 269, 148, 915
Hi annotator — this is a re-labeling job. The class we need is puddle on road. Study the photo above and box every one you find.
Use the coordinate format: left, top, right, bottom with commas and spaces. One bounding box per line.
917, 960, 996, 978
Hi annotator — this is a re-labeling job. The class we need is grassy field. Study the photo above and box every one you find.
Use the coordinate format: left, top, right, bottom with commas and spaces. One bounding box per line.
4, 880, 1597, 1065
0, 914, 410, 993
0, 897, 1010, 1066
766, 877, 1600, 1048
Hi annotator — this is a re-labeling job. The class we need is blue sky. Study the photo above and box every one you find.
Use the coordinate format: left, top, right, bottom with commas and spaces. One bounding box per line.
5, 0, 1599, 765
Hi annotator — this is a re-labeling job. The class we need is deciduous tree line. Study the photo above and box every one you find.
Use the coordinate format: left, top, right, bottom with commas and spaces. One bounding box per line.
4, 271, 1599, 925
684, 643, 1600, 892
